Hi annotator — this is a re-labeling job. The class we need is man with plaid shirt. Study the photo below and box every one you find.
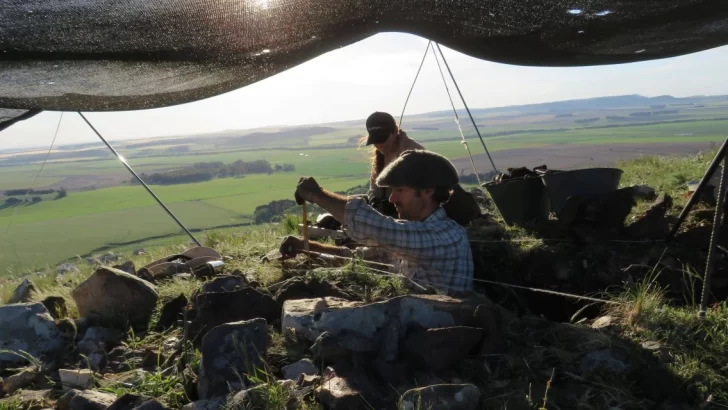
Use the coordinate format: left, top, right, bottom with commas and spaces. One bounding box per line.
280, 149, 473, 294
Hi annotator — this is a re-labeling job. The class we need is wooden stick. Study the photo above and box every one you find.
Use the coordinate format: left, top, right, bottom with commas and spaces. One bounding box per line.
301, 201, 310, 252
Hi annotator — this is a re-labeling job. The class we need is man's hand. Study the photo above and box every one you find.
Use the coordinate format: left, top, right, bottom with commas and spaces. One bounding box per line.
279, 236, 304, 260
295, 177, 323, 205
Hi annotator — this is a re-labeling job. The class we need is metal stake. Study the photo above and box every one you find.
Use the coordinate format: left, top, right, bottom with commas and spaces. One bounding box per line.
666, 137, 728, 243
77, 112, 201, 246
699, 150, 728, 318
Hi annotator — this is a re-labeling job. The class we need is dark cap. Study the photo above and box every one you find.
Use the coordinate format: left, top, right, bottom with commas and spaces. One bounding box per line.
365, 112, 397, 146
376, 149, 459, 189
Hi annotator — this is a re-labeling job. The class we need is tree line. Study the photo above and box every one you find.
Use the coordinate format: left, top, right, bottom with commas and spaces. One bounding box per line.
4, 188, 59, 196
130, 160, 296, 185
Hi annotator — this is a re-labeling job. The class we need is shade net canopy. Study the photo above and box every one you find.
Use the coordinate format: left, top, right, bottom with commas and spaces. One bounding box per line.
1, 0, 728, 121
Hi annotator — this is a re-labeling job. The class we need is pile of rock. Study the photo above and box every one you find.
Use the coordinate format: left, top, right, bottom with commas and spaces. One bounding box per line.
0, 244, 699, 409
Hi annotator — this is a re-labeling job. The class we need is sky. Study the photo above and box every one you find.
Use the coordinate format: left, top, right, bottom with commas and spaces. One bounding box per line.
3, 32, 728, 151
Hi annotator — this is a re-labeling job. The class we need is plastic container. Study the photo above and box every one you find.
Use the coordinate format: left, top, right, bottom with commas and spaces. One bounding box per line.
483, 176, 550, 226
540, 168, 623, 215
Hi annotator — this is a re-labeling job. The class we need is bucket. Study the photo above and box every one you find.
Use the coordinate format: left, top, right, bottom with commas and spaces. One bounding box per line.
540, 168, 623, 215
483, 176, 550, 226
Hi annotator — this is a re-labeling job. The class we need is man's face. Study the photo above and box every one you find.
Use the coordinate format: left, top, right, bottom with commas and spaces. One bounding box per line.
388, 186, 432, 220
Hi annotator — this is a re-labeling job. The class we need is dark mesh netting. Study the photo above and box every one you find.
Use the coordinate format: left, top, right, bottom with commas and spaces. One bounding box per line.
1, 0, 728, 118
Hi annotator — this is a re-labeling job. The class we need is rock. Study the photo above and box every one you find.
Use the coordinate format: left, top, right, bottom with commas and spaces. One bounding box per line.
82, 327, 124, 346
225, 384, 296, 409
41, 296, 68, 319
298, 374, 321, 388
378, 318, 401, 362
154, 294, 188, 331
71, 267, 159, 330
0, 390, 51, 409
580, 348, 628, 374
132, 249, 146, 256
0, 303, 64, 368
141, 349, 165, 369
8, 279, 37, 304
57, 389, 117, 410
274, 277, 353, 304
181, 398, 225, 410
631, 185, 657, 200
282, 295, 473, 343
190, 275, 248, 303
3, 367, 40, 396
311, 331, 376, 365
642, 341, 673, 363
282, 359, 319, 381
404, 327, 484, 371
55, 318, 78, 341
59, 369, 94, 392
59, 263, 80, 274
113, 261, 136, 276
78, 328, 121, 372
400, 384, 481, 410
316, 369, 375, 410
591, 315, 616, 330
100, 252, 119, 264
106, 393, 170, 410
197, 319, 269, 399
189, 287, 280, 346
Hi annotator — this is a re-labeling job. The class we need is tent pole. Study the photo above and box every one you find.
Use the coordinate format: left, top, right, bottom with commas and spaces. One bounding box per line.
434, 43, 498, 174
77, 112, 202, 247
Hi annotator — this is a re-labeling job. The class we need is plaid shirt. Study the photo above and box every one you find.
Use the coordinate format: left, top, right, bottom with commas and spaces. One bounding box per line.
343, 197, 473, 293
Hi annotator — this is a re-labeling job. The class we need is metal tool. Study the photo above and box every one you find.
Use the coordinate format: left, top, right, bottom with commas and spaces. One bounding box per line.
302, 201, 310, 252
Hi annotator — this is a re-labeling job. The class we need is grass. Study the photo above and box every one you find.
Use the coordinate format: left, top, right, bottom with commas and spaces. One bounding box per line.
607, 275, 728, 406
100, 370, 186, 408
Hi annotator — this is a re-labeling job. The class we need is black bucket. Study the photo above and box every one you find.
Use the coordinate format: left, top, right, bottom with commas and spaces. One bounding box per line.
483, 177, 550, 226
541, 168, 624, 215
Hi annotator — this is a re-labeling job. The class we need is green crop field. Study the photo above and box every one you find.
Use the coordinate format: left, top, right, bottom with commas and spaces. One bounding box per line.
2, 96, 728, 274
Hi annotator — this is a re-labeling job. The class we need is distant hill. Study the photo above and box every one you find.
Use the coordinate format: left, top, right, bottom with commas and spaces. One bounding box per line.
409, 94, 728, 119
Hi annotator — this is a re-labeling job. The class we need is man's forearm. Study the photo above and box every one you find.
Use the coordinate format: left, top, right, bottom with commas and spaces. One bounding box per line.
312, 189, 347, 223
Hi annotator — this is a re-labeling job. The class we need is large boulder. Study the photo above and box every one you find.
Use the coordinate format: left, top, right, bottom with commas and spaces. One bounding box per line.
400, 384, 481, 410
0, 303, 64, 368
197, 319, 269, 400
7, 278, 37, 304
281, 295, 476, 343
189, 287, 280, 346
71, 267, 158, 330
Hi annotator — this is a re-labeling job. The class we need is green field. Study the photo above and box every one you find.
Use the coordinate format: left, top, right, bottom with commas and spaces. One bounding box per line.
2, 95, 728, 273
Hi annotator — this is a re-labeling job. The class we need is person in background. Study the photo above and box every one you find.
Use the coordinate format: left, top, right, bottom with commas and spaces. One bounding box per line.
362, 111, 424, 217
360, 111, 482, 226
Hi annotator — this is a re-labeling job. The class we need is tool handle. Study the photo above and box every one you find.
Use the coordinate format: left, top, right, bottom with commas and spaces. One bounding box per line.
301, 201, 310, 252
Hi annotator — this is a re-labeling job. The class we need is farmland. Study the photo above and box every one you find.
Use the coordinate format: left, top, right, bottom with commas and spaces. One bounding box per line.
1, 93, 728, 273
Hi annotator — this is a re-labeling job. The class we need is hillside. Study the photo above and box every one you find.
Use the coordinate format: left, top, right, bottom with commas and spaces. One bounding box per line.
0, 150, 727, 409
1, 93, 728, 273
